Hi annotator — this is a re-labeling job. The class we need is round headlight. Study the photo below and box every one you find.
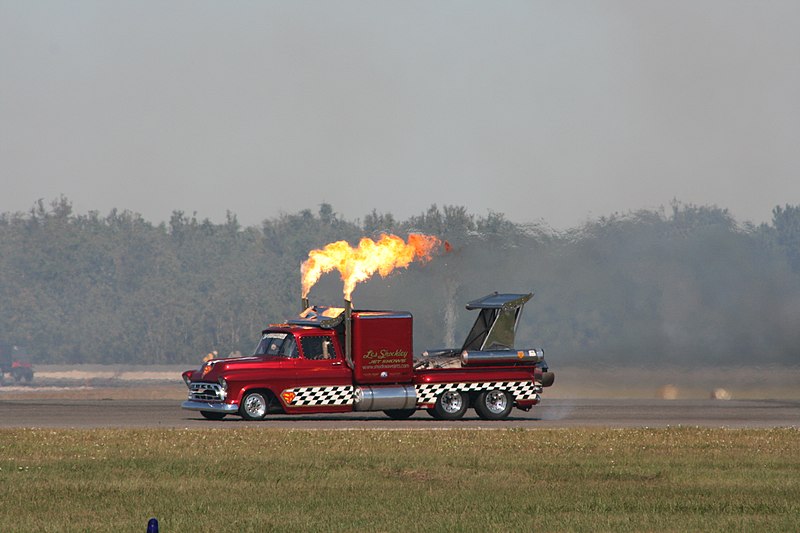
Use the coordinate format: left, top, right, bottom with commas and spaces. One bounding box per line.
218, 377, 228, 391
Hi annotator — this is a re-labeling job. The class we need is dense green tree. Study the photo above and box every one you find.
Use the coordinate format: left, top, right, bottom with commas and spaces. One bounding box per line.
772, 204, 800, 272
1, 197, 798, 366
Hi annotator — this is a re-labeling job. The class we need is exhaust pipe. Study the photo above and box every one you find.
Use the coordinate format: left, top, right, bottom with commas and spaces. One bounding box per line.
344, 299, 354, 369
461, 349, 543, 366
301, 297, 309, 312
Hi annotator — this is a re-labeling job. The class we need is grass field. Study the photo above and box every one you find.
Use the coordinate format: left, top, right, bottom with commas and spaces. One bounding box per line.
1, 428, 798, 532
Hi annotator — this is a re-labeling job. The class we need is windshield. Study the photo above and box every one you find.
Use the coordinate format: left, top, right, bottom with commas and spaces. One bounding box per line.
254, 332, 298, 357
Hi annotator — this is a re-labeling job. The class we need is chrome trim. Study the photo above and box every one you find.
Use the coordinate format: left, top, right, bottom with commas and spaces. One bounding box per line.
188, 382, 227, 402
181, 400, 239, 413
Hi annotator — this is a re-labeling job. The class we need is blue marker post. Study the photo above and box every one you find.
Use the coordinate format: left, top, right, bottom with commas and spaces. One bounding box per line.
147, 518, 159, 532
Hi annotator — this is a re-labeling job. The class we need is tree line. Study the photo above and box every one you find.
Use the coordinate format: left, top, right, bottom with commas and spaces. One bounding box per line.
1, 196, 799, 367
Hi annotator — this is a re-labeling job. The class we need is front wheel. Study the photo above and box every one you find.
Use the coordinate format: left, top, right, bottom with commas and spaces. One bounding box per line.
240, 391, 269, 421
431, 390, 468, 420
474, 390, 513, 420
200, 411, 226, 420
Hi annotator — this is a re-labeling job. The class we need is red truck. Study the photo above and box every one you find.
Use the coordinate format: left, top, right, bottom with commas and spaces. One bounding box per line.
182, 292, 554, 421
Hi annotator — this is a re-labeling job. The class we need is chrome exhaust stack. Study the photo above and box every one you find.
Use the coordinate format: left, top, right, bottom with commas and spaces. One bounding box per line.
344, 299, 353, 369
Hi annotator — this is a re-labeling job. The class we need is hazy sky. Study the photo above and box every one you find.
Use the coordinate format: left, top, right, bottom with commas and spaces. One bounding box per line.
2, 1, 798, 229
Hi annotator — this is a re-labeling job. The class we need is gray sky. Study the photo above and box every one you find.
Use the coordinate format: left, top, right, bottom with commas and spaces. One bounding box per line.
2, 1, 799, 229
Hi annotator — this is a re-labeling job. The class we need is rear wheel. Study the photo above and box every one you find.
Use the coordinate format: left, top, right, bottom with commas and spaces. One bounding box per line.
240, 391, 269, 421
431, 390, 468, 420
384, 408, 416, 420
200, 411, 226, 420
474, 390, 513, 420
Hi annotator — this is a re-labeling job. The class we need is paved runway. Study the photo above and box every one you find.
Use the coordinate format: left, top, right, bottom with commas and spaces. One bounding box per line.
1, 399, 798, 429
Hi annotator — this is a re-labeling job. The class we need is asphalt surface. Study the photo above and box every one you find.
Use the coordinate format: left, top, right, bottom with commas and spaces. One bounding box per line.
1, 398, 798, 429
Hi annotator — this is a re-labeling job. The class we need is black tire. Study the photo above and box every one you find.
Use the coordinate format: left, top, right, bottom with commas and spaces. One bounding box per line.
239, 391, 269, 421
431, 390, 468, 420
474, 390, 513, 420
200, 411, 226, 420
384, 408, 416, 420
23, 369, 33, 382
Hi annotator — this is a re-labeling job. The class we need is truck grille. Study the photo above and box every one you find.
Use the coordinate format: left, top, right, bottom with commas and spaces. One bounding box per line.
188, 382, 225, 402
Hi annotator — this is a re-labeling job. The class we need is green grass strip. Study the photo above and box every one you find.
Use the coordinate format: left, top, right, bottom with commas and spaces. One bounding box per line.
1, 428, 798, 532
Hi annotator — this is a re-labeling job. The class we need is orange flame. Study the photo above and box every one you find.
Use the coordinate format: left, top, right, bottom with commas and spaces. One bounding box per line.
301, 233, 441, 300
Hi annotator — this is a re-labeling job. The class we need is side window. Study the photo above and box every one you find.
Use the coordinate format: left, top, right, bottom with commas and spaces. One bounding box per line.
300, 336, 338, 360
280, 336, 299, 358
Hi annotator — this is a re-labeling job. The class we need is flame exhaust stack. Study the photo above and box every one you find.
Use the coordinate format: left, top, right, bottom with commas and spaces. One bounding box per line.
300, 233, 441, 301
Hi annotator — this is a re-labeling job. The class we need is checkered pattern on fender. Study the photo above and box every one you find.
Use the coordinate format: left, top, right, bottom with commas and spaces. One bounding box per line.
283, 385, 355, 406
415, 381, 541, 405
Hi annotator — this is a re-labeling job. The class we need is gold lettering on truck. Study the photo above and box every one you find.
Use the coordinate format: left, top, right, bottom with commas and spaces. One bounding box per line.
364, 349, 409, 366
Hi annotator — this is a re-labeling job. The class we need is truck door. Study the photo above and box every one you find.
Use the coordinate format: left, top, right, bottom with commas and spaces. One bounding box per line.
284, 334, 353, 411
294, 334, 352, 388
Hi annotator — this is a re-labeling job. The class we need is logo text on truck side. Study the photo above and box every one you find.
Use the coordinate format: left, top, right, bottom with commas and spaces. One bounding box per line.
363, 349, 408, 366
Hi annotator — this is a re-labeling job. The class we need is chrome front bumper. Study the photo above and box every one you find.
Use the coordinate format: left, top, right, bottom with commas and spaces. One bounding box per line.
183, 382, 238, 414
181, 400, 239, 414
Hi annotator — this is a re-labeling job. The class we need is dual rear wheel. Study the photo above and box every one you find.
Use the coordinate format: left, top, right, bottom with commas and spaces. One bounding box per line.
474, 389, 513, 420
427, 389, 514, 420
430, 390, 469, 420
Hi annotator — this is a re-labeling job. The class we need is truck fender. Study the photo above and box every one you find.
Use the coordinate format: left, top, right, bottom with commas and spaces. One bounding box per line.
235, 385, 283, 413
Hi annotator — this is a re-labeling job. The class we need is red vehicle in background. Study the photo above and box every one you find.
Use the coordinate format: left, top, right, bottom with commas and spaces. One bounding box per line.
0, 341, 34, 384
182, 292, 554, 421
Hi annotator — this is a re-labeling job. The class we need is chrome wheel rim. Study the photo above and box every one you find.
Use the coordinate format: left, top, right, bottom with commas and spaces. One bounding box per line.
244, 393, 267, 418
440, 391, 464, 413
485, 390, 508, 414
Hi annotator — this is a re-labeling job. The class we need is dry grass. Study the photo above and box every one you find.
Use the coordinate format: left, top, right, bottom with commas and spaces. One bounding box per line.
1, 428, 798, 532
